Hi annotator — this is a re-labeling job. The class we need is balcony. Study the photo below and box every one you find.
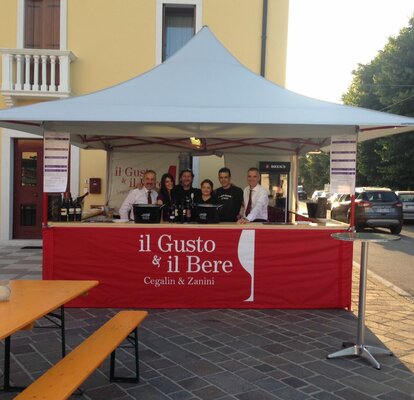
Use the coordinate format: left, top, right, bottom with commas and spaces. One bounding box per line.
1, 48, 76, 107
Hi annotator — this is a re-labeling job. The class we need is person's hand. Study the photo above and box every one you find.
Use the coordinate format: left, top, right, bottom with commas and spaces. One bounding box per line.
237, 217, 249, 224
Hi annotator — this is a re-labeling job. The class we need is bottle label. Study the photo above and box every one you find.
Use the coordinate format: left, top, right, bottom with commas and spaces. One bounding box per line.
69, 208, 75, 214
61, 209, 67, 216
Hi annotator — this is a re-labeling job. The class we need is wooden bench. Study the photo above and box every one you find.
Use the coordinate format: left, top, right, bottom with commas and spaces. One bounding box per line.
15, 310, 148, 400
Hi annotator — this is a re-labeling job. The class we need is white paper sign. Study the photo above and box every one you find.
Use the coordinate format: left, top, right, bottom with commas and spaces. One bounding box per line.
43, 131, 70, 193
330, 134, 357, 194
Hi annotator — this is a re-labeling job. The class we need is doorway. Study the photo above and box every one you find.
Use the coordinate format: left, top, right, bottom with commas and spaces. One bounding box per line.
13, 139, 44, 239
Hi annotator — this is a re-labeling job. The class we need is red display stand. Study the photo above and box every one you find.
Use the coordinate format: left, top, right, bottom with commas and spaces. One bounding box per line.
43, 224, 352, 309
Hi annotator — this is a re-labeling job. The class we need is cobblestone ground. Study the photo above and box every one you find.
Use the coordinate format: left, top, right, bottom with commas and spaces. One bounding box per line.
0, 244, 413, 399
351, 263, 414, 373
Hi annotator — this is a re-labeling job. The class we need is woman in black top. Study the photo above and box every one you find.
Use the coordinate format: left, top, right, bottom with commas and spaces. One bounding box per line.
157, 173, 175, 220
195, 179, 218, 204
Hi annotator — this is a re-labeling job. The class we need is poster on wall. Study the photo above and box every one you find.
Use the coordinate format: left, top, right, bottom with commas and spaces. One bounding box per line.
330, 134, 357, 194
108, 152, 180, 208
43, 131, 70, 193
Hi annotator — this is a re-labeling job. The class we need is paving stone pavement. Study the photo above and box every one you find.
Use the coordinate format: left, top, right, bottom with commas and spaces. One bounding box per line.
0, 241, 413, 400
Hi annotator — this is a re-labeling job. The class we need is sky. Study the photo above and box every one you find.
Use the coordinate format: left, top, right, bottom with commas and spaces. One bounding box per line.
286, 0, 414, 104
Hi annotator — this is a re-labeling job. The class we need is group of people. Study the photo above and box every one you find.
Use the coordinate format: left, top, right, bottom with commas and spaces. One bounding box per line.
119, 167, 268, 223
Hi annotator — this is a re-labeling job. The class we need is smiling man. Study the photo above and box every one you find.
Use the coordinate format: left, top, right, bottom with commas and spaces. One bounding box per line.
215, 167, 243, 222
119, 170, 158, 220
237, 167, 269, 224
171, 168, 201, 206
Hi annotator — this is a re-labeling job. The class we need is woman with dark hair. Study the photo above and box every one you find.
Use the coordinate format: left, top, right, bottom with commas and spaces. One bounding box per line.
195, 179, 218, 204
157, 173, 175, 219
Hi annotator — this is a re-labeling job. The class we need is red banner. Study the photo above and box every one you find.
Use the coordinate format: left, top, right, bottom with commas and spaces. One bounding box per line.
43, 226, 352, 309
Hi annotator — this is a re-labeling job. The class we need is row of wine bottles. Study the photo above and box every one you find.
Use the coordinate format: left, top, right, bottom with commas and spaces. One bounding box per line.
167, 196, 194, 223
60, 192, 89, 222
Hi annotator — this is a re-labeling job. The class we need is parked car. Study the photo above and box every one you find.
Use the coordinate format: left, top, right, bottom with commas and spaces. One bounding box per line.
298, 188, 307, 200
396, 191, 414, 221
311, 190, 325, 202
330, 187, 403, 234
330, 194, 352, 221
327, 193, 340, 209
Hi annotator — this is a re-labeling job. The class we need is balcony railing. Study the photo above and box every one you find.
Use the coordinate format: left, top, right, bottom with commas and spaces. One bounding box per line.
1, 48, 76, 106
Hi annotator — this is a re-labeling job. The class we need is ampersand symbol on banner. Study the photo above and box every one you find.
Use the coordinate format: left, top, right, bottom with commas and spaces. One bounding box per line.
152, 255, 162, 267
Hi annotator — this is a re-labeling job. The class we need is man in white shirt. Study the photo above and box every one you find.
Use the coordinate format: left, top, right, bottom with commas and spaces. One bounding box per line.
237, 167, 269, 224
119, 170, 158, 220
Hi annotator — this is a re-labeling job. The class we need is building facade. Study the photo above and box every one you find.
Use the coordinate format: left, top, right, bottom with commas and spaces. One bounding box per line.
0, 0, 289, 239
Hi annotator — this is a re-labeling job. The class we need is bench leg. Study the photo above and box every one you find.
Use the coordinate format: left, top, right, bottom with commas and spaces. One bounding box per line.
1, 307, 66, 393
1, 336, 26, 393
110, 328, 139, 383
38, 305, 66, 357
61, 305, 66, 358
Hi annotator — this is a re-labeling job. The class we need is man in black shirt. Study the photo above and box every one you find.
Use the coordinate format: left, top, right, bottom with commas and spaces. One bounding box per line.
171, 168, 201, 205
215, 167, 243, 222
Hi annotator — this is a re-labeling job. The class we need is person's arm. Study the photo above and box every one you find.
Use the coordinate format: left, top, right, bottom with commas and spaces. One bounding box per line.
236, 187, 244, 219
119, 190, 136, 220
245, 188, 268, 222
237, 188, 248, 224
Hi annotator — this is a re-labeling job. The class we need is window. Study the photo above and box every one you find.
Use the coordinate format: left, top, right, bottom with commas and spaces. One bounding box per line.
162, 5, 195, 61
156, 0, 201, 65
21, 151, 38, 186
24, 0, 60, 49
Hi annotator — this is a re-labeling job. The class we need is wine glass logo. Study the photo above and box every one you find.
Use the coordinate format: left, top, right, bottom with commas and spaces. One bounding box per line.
237, 230, 255, 302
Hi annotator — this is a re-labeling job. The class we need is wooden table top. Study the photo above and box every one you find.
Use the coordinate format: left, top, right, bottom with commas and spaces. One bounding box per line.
0, 280, 99, 340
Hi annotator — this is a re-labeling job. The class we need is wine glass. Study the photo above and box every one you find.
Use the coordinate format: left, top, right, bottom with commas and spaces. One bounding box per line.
237, 230, 255, 302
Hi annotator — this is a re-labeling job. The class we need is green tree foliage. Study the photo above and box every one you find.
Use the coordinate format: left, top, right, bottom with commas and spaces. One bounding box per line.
342, 16, 414, 190
298, 153, 330, 195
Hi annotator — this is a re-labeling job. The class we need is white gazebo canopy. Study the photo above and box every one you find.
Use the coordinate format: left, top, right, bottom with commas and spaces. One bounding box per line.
1, 26, 413, 155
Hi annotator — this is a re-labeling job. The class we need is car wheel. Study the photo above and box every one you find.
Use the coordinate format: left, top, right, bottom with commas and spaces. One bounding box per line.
390, 225, 402, 235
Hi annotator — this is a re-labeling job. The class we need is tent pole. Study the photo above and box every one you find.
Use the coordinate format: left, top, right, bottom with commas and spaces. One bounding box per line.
43, 192, 48, 228
349, 194, 356, 231
260, 0, 268, 77
291, 152, 299, 221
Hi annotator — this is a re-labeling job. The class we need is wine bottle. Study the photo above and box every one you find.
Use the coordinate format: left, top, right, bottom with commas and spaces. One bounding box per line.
179, 202, 185, 223
174, 202, 179, 221
169, 203, 176, 223
74, 197, 82, 222
68, 195, 75, 222
73, 192, 88, 222
77, 191, 89, 204
190, 192, 195, 221
60, 192, 69, 222
185, 197, 191, 222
